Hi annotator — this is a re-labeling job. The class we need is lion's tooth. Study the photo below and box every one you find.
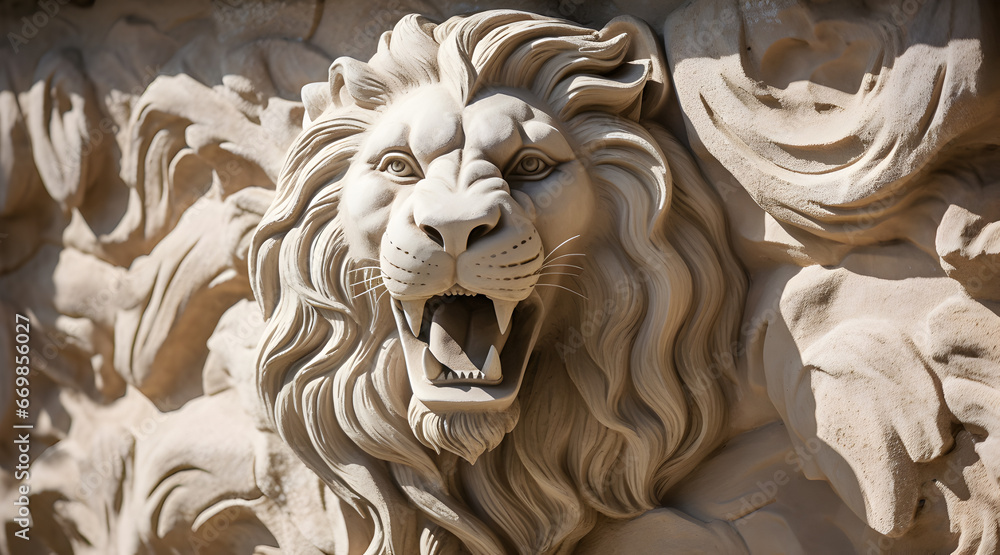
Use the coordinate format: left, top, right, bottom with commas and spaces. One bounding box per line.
483, 345, 502, 382
422, 347, 442, 380
401, 299, 426, 337
493, 300, 517, 335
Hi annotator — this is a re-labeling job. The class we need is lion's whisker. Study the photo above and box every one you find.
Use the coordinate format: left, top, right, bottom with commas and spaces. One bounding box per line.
372, 288, 391, 322
533, 283, 588, 299
349, 274, 385, 288
352, 282, 386, 299
534, 272, 581, 278
536, 264, 583, 271
540, 253, 585, 266
542, 235, 581, 263
348, 266, 383, 274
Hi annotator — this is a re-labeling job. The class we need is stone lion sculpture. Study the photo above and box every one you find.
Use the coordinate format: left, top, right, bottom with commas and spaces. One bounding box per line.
249, 10, 745, 554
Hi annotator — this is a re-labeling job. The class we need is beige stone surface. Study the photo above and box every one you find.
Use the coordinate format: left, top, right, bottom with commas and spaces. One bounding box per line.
0, 1, 997, 554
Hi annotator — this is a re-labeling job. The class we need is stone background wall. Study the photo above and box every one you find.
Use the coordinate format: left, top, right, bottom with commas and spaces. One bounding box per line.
1, 0, 999, 553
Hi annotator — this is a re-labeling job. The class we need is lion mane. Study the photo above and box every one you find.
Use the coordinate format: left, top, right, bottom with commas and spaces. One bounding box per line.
249, 11, 746, 555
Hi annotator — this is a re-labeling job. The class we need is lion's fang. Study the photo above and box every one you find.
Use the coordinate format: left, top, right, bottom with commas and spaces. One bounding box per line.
494, 300, 517, 335
401, 299, 426, 336
484, 345, 502, 381
422, 347, 442, 380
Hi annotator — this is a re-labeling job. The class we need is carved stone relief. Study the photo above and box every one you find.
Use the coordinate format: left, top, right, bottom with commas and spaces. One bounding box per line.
0, 1, 997, 554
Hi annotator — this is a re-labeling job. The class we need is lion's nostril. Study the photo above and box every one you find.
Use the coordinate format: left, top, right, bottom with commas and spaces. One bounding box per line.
421, 224, 445, 247
468, 223, 493, 245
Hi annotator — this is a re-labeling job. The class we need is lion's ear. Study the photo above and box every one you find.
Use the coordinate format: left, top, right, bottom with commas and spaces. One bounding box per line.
598, 16, 670, 121
301, 58, 392, 126
329, 58, 390, 111
301, 81, 332, 127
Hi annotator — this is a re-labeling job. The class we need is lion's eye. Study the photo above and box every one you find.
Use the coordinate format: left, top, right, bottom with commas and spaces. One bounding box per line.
506, 151, 555, 181
377, 153, 422, 181
519, 157, 543, 173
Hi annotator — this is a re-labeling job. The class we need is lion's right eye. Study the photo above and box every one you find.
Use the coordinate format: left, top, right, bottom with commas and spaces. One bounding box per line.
505, 149, 556, 181
377, 153, 422, 181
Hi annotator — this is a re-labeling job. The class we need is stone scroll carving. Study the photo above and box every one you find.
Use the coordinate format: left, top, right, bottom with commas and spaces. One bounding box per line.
1, 1, 998, 554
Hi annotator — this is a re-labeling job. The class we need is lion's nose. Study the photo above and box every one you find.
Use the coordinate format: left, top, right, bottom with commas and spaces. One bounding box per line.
414, 201, 501, 256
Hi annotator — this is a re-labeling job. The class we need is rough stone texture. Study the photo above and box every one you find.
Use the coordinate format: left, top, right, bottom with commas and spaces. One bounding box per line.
0, 1, 997, 554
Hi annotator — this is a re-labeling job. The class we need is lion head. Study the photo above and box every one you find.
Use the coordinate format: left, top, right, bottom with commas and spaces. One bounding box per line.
249, 10, 746, 554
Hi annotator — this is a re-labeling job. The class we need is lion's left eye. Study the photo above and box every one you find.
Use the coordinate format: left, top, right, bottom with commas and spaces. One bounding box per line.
377, 153, 422, 181
506, 151, 555, 181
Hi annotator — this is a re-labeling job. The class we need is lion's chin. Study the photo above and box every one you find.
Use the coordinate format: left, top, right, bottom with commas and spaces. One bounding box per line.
408, 397, 521, 463
391, 291, 544, 412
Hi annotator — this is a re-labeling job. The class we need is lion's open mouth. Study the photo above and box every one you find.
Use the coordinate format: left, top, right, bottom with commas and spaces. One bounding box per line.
391, 289, 544, 411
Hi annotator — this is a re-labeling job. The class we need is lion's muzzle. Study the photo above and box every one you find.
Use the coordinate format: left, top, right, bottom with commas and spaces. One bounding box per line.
381, 164, 547, 411
391, 290, 544, 411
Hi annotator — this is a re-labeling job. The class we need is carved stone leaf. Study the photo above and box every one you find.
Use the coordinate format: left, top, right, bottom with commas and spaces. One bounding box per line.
0, 68, 38, 217
204, 299, 268, 423
0, 64, 51, 275
97, 72, 283, 262
798, 320, 950, 536
113, 187, 272, 410
769, 265, 1000, 549
116, 75, 235, 247
932, 431, 1000, 555
27, 387, 336, 554
0, 245, 124, 399
24, 48, 104, 213
937, 200, 1000, 301
130, 390, 342, 553
926, 297, 1000, 485
26, 389, 154, 554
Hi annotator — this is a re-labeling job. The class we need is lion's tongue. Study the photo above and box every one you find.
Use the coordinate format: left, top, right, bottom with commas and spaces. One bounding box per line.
428, 298, 506, 373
